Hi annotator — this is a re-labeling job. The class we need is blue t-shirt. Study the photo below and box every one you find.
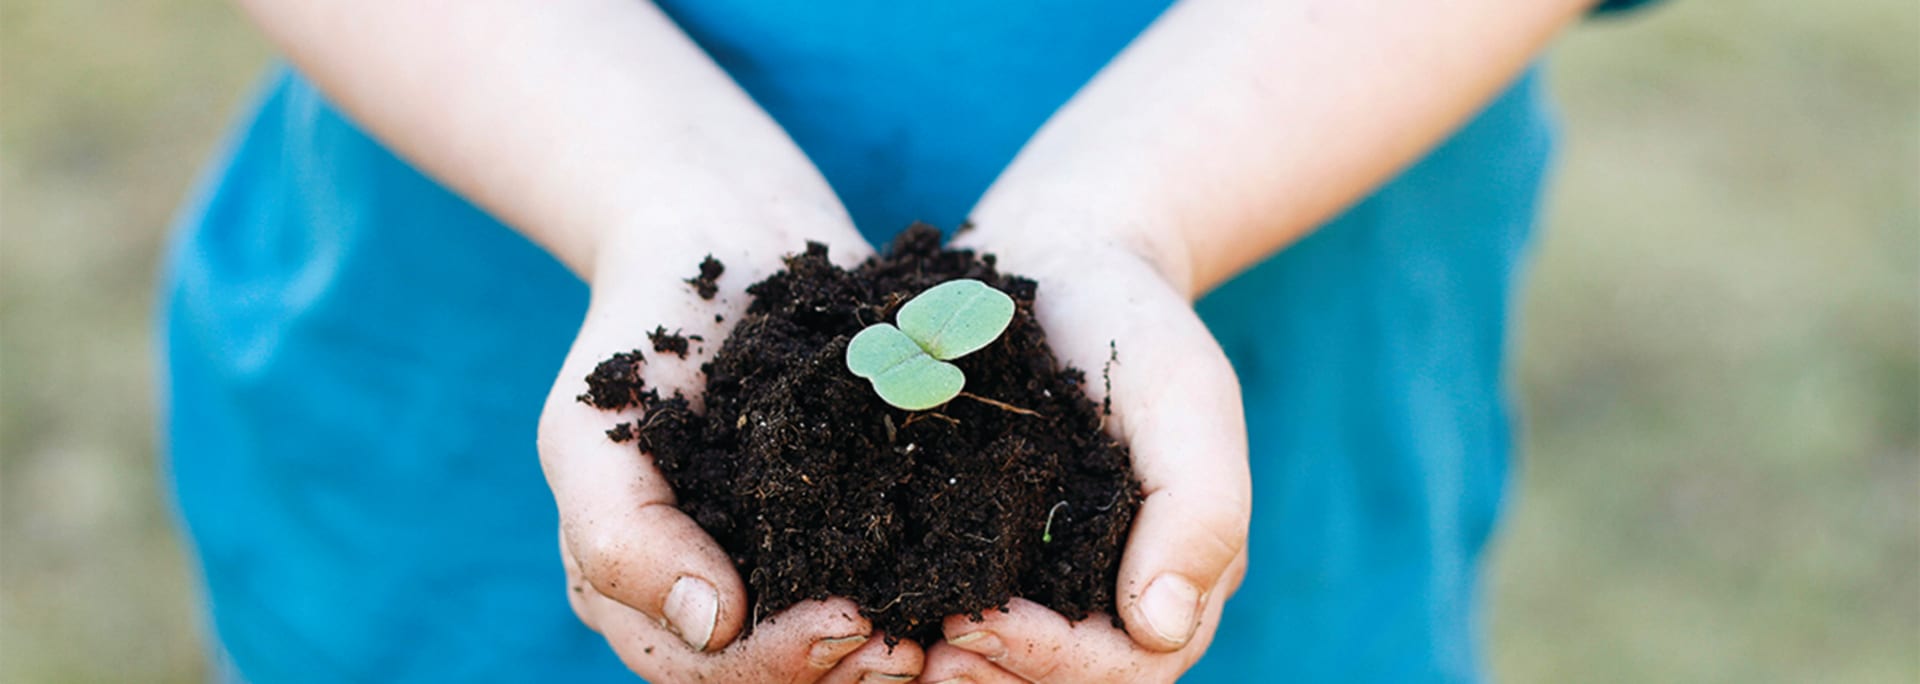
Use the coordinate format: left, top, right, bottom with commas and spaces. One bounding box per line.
163, 2, 1563, 681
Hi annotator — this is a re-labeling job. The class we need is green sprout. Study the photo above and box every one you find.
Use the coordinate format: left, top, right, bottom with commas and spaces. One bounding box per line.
1042, 501, 1068, 544
845, 279, 1015, 411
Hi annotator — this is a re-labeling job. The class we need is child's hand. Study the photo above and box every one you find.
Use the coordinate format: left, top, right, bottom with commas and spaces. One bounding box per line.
537, 233, 926, 683
923, 228, 1252, 683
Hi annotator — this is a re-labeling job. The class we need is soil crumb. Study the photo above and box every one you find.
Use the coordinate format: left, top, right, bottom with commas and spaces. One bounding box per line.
687, 255, 725, 300
578, 350, 650, 410
649, 326, 690, 358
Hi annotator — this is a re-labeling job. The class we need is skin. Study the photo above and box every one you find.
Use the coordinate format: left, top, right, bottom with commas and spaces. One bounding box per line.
234, 0, 906, 680
235, 0, 1595, 681
929, 0, 1598, 679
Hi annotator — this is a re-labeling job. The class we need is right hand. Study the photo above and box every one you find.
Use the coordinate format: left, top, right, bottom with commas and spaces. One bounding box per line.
920, 225, 1251, 684
537, 227, 921, 683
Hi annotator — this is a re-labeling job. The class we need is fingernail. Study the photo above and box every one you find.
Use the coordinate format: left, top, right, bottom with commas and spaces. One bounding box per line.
807, 635, 868, 669
946, 629, 1007, 660
859, 674, 915, 683
1140, 574, 1202, 646
928, 678, 973, 684
663, 576, 718, 651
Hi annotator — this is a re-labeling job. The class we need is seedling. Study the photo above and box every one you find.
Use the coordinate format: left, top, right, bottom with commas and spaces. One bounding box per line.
846, 279, 1015, 410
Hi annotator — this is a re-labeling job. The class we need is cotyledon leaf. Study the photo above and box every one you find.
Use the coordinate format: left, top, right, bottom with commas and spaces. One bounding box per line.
846, 324, 926, 378
894, 279, 1016, 361
845, 323, 966, 410
865, 353, 965, 411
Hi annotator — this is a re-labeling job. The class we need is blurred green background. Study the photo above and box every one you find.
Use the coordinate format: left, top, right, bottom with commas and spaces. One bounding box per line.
1, 0, 1914, 681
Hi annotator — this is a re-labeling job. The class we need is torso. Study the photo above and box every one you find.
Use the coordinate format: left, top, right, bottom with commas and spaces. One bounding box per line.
163, 6, 1552, 680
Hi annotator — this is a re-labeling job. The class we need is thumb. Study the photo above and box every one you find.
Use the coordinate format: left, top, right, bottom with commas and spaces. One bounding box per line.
1108, 301, 1251, 652
539, 330, 748, 652
947, 233, 1253, 653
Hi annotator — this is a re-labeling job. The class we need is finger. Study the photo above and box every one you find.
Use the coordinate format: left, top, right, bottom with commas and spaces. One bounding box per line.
580, 583, 875, 683
1022, 262, 1251, 652
818, 635, 925, 684
542, 346, 747, 652
1112, 345, 1249, 651
1104, 279, 1249, 651
562, 529, 594, 626
943, 599, 1127, 682
939, 584, 1235, 684
920, 644, 1026, 684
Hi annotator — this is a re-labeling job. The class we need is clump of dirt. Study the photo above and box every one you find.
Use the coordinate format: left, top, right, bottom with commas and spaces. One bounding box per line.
578, 350, 651, 411
582, 225, 1139, 645
647, 327, 689, 358
648, 326, 704, 359
686, 255, 724, 300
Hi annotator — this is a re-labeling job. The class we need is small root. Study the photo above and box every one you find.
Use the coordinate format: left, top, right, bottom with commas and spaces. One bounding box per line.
870, 591, 925, 614
958, 392, 1042, 417
903, 412, 960, 428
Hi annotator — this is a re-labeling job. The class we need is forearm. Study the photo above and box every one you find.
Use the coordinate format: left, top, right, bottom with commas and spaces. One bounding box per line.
967, 0, 1591, 296
237, 0, 855, 281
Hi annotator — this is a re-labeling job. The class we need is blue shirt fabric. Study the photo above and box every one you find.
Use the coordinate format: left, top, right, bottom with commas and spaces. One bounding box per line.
162, 2, 1556, 682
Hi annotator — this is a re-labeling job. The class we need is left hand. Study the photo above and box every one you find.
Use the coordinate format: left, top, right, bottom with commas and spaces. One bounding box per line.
924, 226, 1252, 683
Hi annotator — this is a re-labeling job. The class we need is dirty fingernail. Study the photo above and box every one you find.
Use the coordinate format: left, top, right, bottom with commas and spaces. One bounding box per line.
1140, 573, 1202, 646
663, 576, 719, 651
808, 634, 868, 668
946, 629, 1007, 660
928, 678, 973, 684
859, 673, 915, 683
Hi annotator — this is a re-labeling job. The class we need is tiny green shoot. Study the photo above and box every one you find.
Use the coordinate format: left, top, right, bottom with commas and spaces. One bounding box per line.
1042, 501, 1069, 544
845, 279, 1015, 410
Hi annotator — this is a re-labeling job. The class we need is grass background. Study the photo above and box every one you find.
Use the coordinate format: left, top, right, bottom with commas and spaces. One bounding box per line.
1, 1, 1914, 681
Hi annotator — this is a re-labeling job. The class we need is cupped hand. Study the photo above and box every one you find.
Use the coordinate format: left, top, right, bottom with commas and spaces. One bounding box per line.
537, 228, 924, 683
926, 227, 1253, 683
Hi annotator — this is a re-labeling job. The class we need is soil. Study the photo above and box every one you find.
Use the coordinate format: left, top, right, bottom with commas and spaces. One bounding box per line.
648, 327, 690, 358
581, 225, 1140, 645
686, 255, 725, 300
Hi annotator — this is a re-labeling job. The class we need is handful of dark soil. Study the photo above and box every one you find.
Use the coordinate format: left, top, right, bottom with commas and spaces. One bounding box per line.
580, 225, 1140, 644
